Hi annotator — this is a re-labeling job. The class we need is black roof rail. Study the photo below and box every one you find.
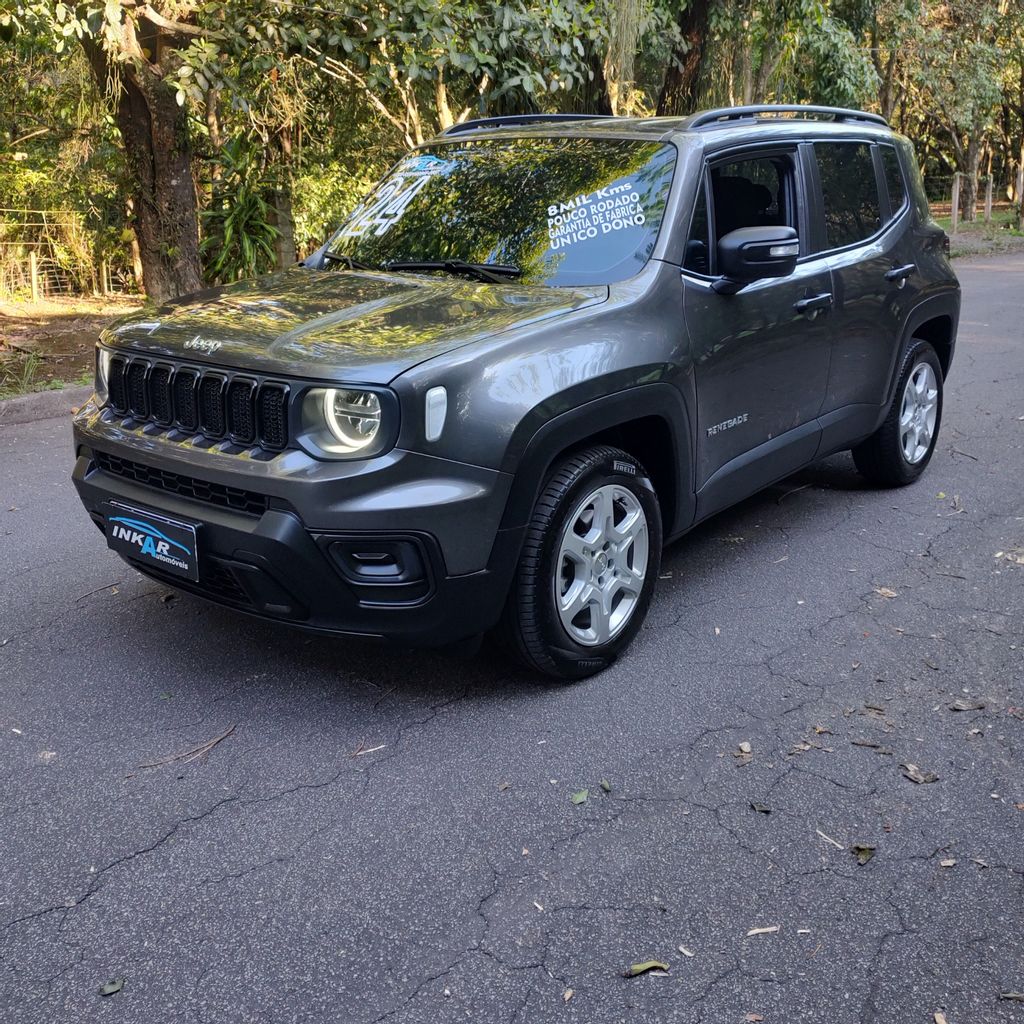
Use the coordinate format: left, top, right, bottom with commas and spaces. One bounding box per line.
441, 114, 619, 136
683, 104, 888, 130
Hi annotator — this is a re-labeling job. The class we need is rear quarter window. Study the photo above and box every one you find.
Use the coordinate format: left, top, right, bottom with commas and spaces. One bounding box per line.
815, 142, 882, 249
879, 145, 908, 219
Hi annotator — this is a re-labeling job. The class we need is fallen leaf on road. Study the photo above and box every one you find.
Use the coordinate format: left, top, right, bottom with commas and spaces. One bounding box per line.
746, 926, 780, 937
900, 763, 939, 784
999, 993, 1024, 1002
497, 782, 511, 791
571, 789, 589, 805
874, 587, 898, 599
623, 960, 669, 978
600, 779, 612, 793
98, 979, 124, 997
563, 988, 574, 1002
940, 858, 956, 868
744, 1015, 765, 1022
737, 741, 752, 754
851, 844, 876, 865
750, 802, 771, 815
934, 1012, 949, 1024
533, 901, 544, 912
677, 945, 695, 957
851, 739, 894, 755
949, 698, 985, 711
970, 857, 989, 869
1014, 803, 1024, 811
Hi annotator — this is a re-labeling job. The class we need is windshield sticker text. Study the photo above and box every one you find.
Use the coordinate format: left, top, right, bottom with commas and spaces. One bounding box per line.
339, 164, 446, 240
546, 181, 646, 251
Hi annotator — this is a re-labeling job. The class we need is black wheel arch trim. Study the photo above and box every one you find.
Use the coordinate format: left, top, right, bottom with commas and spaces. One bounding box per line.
495, 381, 695, 539
884, 289, 959, 406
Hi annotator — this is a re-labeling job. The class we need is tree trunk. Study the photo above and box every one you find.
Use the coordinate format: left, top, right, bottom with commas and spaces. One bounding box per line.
81, 40, 201, 303
586, 51, 614, 115
271, 126, 297, 268
656, 0, 709, 116
963, 134, 982, 222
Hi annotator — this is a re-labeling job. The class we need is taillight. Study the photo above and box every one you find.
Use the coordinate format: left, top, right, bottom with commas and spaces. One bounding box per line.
942, 234, 951, 257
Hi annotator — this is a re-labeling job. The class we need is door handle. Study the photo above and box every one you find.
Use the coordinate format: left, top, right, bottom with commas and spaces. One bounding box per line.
794, 292, 833, 314
885, 263, 916, 283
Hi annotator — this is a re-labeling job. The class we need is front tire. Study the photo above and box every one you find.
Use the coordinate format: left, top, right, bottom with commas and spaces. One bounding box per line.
852, 340, 944, 487
498, 445, 662, 681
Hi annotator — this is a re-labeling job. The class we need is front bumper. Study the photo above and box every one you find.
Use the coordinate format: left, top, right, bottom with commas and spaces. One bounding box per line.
71, 403, 521, 646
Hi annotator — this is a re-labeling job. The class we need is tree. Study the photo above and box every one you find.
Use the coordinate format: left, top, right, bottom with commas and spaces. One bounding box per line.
12, 1, 605, 301
656, 0, 710, 116
913, 0, 1003, 220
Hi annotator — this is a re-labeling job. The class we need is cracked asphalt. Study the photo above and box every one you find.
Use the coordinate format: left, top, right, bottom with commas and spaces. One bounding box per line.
2, 255, 1023, 1024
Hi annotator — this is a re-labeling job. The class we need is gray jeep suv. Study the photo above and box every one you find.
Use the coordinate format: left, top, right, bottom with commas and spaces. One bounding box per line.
71, 104, 960, 679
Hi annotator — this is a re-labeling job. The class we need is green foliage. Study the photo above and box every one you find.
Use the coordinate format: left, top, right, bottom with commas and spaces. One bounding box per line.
292, 161, 379, 256
4, 0, 1024, 297
199, 138, 279, 284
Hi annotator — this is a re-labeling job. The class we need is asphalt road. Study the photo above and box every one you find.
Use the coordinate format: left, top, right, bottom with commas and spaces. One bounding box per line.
2, 256, 1022, 1024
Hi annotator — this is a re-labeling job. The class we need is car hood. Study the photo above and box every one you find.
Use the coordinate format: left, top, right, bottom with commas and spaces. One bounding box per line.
101, 267, 607, 383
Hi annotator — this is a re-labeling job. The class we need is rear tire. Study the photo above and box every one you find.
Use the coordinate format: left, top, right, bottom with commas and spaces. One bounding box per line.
852, 340, 943, 487
498, 445, 662, 681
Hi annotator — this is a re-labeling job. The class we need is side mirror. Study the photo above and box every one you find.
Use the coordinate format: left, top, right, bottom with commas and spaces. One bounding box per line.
712, 226, 800, 294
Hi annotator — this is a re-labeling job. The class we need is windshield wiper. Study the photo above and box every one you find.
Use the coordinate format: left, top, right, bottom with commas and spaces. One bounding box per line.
383, 259, 522, 284
323, 251, 375, 271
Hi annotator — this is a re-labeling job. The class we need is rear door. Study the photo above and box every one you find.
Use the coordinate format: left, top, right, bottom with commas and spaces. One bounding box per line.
812, 140, 921, 440
682, 146, 833, 514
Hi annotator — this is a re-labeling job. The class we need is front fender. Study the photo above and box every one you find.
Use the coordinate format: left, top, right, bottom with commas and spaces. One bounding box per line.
496, 380, 696, 537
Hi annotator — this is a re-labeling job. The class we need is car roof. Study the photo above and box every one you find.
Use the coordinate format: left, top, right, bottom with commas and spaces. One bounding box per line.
428, 107, 896, 148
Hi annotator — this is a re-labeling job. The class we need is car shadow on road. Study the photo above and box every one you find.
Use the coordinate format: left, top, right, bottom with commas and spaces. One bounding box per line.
109, 452, 877, 710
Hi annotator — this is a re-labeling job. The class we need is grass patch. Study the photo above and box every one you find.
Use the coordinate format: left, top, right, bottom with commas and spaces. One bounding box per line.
0, 352, 78, 400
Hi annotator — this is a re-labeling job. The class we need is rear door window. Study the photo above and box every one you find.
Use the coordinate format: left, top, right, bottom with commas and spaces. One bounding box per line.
814, 142, 882, 249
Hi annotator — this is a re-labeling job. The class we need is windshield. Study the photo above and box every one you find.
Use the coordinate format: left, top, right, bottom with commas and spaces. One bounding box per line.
325, 137, 677, 287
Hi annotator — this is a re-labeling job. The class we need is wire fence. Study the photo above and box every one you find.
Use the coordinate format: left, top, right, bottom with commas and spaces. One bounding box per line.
0, 208, 133, 300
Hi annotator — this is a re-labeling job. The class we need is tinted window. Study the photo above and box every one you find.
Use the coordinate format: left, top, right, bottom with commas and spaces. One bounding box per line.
710, 155, 794, 237
815, 142, 882, 248
880, 145, 907, 219
326, 138, 677, 287
684, 179, 711, 274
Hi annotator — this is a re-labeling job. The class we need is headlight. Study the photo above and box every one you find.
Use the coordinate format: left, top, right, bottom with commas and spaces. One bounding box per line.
96, 346, 112, 405
300, 386, 396, 459
323, 388, 381, 451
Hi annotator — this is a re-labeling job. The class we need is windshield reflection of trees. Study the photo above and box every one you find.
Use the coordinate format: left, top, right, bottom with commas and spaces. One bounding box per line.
328, 139, 676, 286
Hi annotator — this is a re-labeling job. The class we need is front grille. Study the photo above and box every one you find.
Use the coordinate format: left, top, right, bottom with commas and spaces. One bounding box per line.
258, 384, 288, 450
149, 365, 173, 424
105, 355, 289, 451
173, 369, 199, 430
95, 451, 269, 516
227, 378, 256, 443
130, 558, 254, 608
198, 374, 227, 436
126, 360, 148, 416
